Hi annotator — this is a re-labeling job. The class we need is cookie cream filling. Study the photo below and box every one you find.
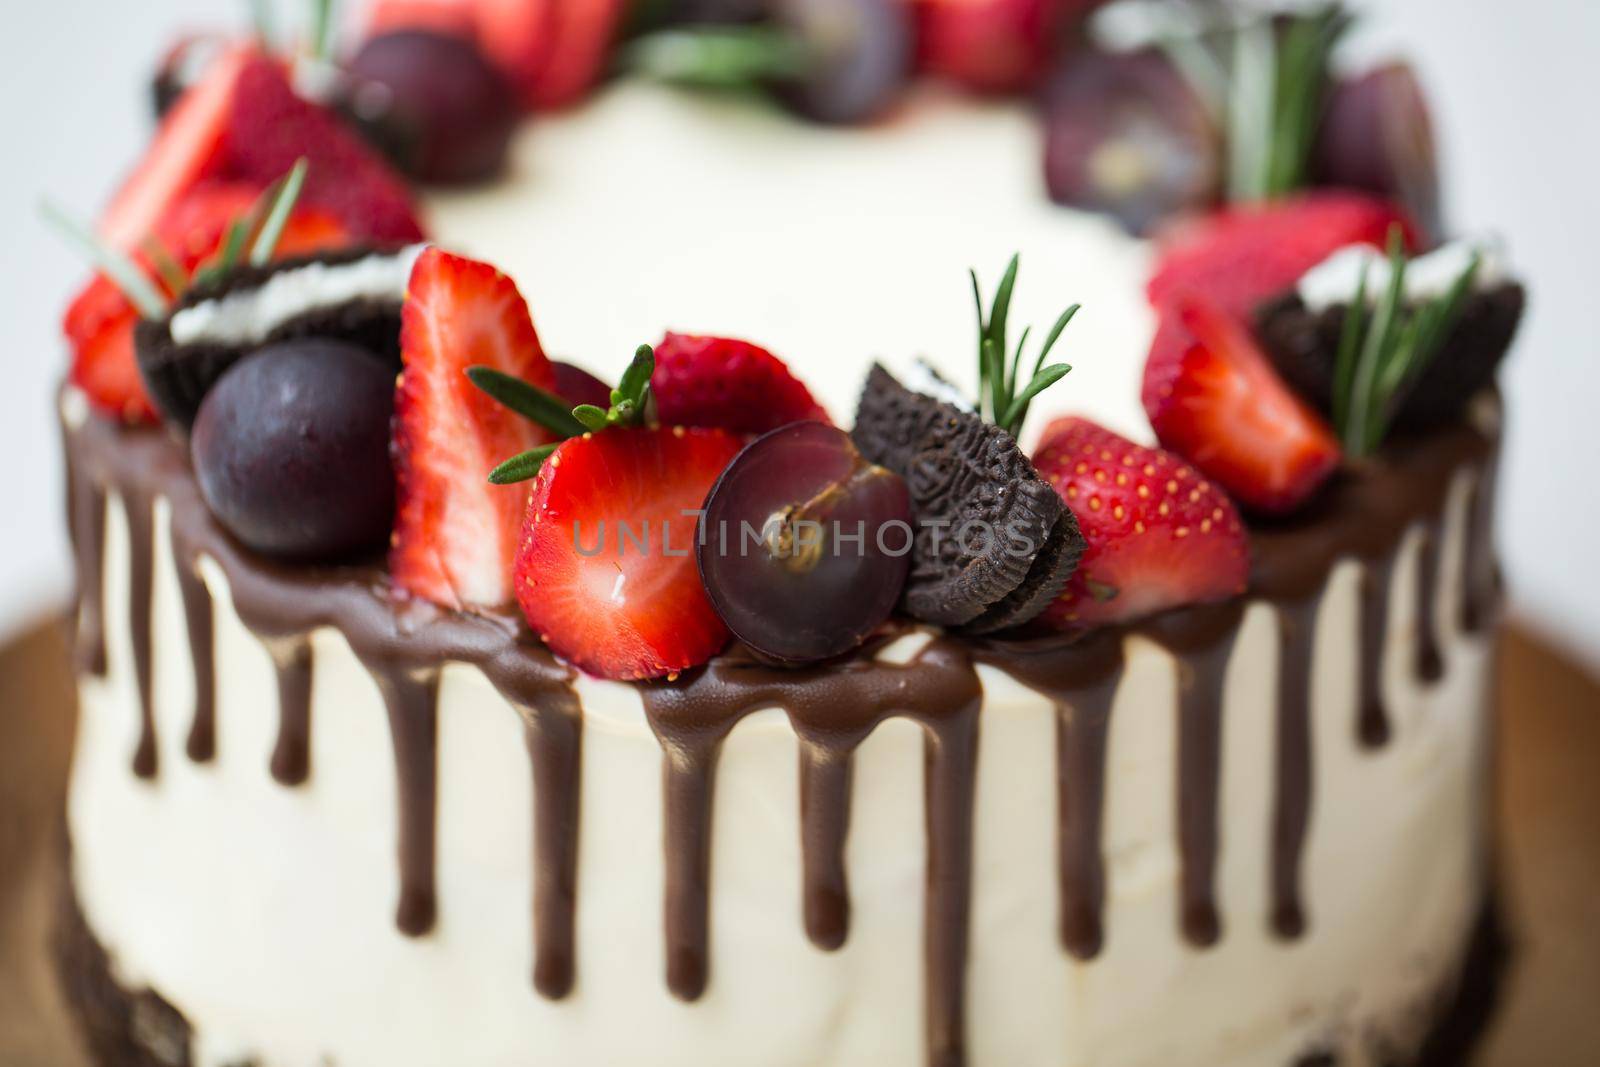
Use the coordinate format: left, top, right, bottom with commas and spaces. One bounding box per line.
168, 243, 427, 348
1297, 240, 1506, 312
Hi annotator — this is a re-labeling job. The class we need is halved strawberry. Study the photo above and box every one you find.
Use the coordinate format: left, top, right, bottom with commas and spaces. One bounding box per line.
1034, 417, 1248, 628
391, 248, 558, 609
515, 426, 743, 679
1145, 191, 1418, 319
531, 0, 623, 109
100, 45, 424, 250
65, 184, 350, 422
1143, 297, 1341, 515
651, 333, 831, 436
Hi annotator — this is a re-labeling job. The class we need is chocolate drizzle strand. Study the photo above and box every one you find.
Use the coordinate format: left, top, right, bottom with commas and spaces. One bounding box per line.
61, 387, 1500, 1067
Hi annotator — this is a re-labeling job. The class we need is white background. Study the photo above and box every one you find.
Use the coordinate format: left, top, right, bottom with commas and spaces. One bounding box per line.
3, 0, 1597, 670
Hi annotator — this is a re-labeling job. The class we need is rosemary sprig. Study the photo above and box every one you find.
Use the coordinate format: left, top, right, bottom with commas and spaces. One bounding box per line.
470, 346, 656, 483
625, 26, 811, 90
38, 202, 171, 319
970, 254, 1078, 438
1333, 227, 1480, 457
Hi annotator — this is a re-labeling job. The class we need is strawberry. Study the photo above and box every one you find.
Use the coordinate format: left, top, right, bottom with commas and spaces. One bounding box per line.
651, 333, 831, 436
915, 0, 1090, 95
391, 249, 559, 609
64, 184, 350, 422
1144, 297, 1341, 515
1033, 417, 1248, 628
1145, 191, 1418, 319
514, 427, 743, 679
531, 0, 623, 109
100, 45, 424, 251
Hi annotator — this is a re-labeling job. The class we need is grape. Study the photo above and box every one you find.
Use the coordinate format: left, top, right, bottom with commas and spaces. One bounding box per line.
1043, 49, 1219, 235
191, 340, 396, 560
698, 421, 912, 663
552, 360, 613, 409
777, 0, 913, 125
343, 30, 519, 185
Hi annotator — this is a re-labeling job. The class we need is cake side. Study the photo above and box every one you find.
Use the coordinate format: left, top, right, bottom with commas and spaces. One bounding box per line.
61, 381, 1501, 1067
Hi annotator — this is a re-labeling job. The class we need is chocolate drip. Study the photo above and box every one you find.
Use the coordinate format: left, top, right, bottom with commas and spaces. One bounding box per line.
172, 552, 217, 763
1146, 604, 1244, 947
1356, 557, 1396, 749
265, 638, 314, 786
1414, 523, 1446, 683
371, 667, 441, 938
123, 490, 158, 780
971, 630, 1123, 959
1271, 598, 1317, 939
66, 459, 108, 676
522, 694, 583, 999
920, 695, 981, 1067
1460, 459, 1500, 634
799, 743, 853, 951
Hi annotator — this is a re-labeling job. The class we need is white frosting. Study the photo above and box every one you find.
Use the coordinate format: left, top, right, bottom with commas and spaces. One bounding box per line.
70, 458, 1492, 1067
1297, 240, 1505, 312
904, 358, 977, 412
168, 244, 426, 348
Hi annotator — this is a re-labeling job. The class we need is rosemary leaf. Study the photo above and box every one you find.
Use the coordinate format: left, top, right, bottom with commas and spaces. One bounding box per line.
488, 444, 559, 485
467, 366, 589, 438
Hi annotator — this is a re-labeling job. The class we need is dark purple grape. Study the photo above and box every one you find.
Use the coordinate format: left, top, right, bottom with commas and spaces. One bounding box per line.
776, 0, 912, 124
342, 30, 519, 185
192, 340, 396, 560
552, 361, 613, 409
1043, 48, 1220, 235
1311, 62, 1441, 244
698, 421, 912, 663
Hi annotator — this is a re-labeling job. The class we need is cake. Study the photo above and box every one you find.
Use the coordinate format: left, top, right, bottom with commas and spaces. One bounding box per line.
52, 2, 1522, 1066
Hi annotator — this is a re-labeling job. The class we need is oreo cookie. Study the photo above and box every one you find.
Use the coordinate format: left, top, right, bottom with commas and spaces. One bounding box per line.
852, 363, 1083, 629
1255, 281, 1525, 434
134, 245, 423, 429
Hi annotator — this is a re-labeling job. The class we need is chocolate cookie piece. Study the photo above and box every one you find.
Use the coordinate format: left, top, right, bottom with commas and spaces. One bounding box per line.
1255, 282, 1525, 434
135, 245, 420, 430
853, 363, 1070, 627
960, 509, 1085, 635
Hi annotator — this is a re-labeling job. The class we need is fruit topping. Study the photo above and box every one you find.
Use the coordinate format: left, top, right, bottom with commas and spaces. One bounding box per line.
101, 45, 424, 252
391, 248, 558, 609
1311, 62, 1441, 245
698, 421, 912, 663
136, 243, 422, 429
49, 167, 351, 424
1146, 191, 1417, 319
1042, 48, 1219, 235
851, 255, 1084, 629
192, 340, 397, 559
916, 0, 1089, 96
627, 0, 913, 125
343, 29, 520, 184
1144, 296, 1340, 515
1256, 234, 1521, 448
551, 361, 614, 409
516, 426, 744, 680
1034, 416, 1248, 628
535, 0, 628, 109
651, 332, 831, 435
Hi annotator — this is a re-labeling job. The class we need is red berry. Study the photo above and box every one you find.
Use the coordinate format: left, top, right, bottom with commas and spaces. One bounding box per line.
391, 249, 559, 609
533, 0, 625, 109
515, 427, 744, 680
1033, 417, 1248, 628
1145, 191, 1418, 319
100, 45, 424, 251
915, 0, 1092, 95
1143, 298, 1341, 515
651, 332, 830, 436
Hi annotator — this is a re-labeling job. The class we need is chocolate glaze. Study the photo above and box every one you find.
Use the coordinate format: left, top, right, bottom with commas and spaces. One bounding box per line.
1414, 522, 1446, 684
62, 392, 1499, 1067
123, 487, 158, 780
172, 549, 216, 763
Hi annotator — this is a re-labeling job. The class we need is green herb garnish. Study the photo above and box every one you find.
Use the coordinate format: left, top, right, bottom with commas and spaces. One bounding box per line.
470, 345, 657, 484
1333, 227, 1480, 457
969, 254, 1078, 438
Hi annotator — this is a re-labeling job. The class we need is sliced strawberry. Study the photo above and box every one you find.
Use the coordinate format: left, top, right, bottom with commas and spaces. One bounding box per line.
531, 0, 622, 109
1146, 191, 1418, 319
1033, 417, 1248, 628
1144, 297, 1341, 515
515, 427, 742, 679
65, 185, 351, 423
651, 332, 831, 436
100, 46, 424, 249
391, 249, 558, 609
